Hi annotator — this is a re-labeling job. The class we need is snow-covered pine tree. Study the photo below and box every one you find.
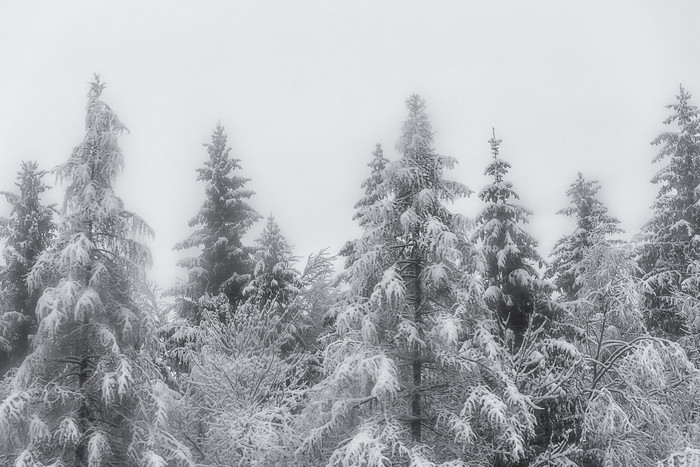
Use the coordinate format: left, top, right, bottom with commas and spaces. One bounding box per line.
638, 86, 700, 337
352, 143, 389, 230
0, 162, 55, 376
549, 173, 622, 301
299, 97, 537, 465
0, 76, 192, 466
472, 130, 549, 347
338, 143, 390, 296
170, 123, 260, 322
243, 215, 302, 313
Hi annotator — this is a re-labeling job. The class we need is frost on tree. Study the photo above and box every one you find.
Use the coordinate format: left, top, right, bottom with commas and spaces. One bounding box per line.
170, 123, 260, 323
299, 96, 538, 466
0, 161, 55, 376
169, 252, 335, 466
243, 215, 302, 313
0, 77, 191, 466
534, 242, 700, 465
638, 86, 700, 337
472, 131, 550, 348
549, 173, 622, 301
339, 143, 390, 294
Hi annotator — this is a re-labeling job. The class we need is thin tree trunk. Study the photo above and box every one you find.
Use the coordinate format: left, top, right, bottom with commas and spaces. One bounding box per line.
404, 251, 422, 442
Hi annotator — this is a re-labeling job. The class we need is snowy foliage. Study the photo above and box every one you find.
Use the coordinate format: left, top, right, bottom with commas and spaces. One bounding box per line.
170, 123, 260, 322
0, 161, 55, 376
472, 131, 551, 347
3, 78, 700, 467
243, 215, 302, 313
535, 241, 700, 465
0, 76, 192, 466
300, 96, 538, 466
638, 86, 700, 336
549, 173, 622, 300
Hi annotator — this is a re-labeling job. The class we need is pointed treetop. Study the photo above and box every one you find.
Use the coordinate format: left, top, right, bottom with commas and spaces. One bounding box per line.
397, 94, 433, 158
489, 127, 502, 160
482, 129, 511, 187
89, 74, 105, 99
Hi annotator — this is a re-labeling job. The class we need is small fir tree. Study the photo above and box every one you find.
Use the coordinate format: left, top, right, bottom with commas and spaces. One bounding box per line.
638, 86, 700, 336
0, 161, 55, 376
339, 143, 390, 295
352, 143, 389, 230
243, 215, 302, 313
171, 124, 260, 322
0, 76, 192, 466
472, 130, 549, 347
549, 173, 622, 300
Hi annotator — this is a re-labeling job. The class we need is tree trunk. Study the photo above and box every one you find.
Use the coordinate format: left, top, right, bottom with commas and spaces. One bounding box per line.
404, 251, 422, 442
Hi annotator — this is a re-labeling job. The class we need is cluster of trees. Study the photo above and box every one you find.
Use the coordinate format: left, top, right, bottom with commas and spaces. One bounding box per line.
1, 77, 700, 466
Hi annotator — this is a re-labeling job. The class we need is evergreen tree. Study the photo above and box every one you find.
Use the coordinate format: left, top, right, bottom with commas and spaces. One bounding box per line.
352, 143, 389, 230
0, 161, 55, 376
0, 77, 191, 465
472, 130, 548, 347
299, 97, 537, 465
243, 215, 302, 313
638, 86, 700, 337
339, 143, 390, 295
171, 124, 260, 322
549, 173, 622, 300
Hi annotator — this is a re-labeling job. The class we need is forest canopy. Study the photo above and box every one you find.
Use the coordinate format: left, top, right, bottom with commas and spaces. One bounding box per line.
1, 77, 700, 466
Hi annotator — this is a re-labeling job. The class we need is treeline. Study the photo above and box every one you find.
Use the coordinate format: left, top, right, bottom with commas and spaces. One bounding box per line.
1, 76, 700, 466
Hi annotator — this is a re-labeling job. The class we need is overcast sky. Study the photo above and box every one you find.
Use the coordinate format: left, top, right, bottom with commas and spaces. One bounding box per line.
2, 1, 700, 287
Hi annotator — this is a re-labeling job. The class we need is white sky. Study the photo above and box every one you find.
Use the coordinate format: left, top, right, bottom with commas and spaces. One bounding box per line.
1, 1, 700, 287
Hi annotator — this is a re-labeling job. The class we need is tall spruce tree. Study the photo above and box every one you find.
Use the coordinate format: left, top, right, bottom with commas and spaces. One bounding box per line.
171, 124, 260, 322
0, 162, 55, 376
638, 86, 700, 336
299, 97, 538, 465
549, 173, 622, 300
0, 77, 191, 466
473, 131, 548, 347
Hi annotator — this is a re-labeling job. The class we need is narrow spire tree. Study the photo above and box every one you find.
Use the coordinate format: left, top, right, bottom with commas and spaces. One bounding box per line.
353, 143, 389, 229
171, 124, 260, 322
0, 162, 55, 376
338, 143, 390, 295
549, 173, 622, 300
0, 76, 191, 465
473, 130, 547, 346
638, 86, 700, 336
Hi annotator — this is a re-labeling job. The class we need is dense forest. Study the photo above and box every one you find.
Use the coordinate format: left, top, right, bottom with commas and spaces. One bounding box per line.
1, 76, 700, 466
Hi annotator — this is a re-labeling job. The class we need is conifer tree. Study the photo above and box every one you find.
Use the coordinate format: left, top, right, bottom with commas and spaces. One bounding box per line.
243, 215, 302, 313
339, 143, 390, 295
0, 76, 191, 466
549, 173, 622, 300
0, 162, 55, 376
171, 124, 260, 322
352, 143, 389, 230
638, 86, 700, 336
472, 130, 548, 346
299, 97, 537, 465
